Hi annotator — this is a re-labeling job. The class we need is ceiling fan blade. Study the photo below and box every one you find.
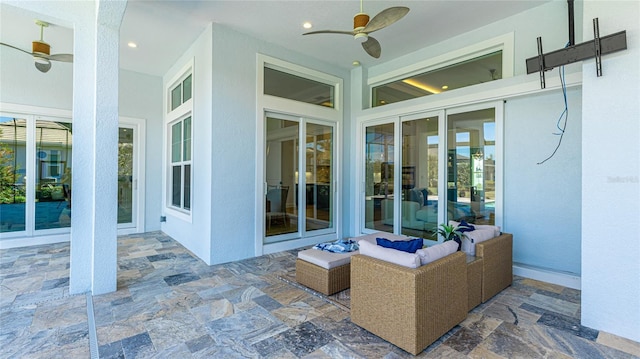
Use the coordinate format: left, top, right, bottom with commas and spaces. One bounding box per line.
303, 30, 355, 36
48, 53, 73, 62
0, 42, 33, 56
362, 36, 381, 58
34, 60, 51, 73
363, 6, 410, 34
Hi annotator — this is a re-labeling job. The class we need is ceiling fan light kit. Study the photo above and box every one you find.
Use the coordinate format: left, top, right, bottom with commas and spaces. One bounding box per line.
354, 32, 368, 42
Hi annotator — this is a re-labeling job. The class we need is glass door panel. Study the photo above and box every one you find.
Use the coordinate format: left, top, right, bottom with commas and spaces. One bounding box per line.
118, 127, 134, 225
447, 108, 496, 225
305, 123, 333, 232
0, 117, 27, 233
34, 120, 72, 230
364, 123, 394, 232
265, 117, 299, 238
401, 116, 439, 240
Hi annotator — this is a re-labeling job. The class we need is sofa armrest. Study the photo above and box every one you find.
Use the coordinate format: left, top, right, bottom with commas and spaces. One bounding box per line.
351, 251, 468, 355
475, 232, 513, 302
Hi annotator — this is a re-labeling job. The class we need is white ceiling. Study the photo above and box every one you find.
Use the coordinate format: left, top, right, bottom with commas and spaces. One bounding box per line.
1, 0, 550, 77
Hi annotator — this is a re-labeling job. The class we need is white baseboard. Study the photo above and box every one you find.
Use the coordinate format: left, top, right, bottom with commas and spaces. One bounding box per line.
0, 233, 70, 249
513, 262, 581, 290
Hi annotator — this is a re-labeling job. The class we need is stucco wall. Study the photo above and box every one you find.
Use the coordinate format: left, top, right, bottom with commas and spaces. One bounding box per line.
160, 24, 214, 264
355, 0, 585, 276
581, 0, 640, 343
119, 69, 164, 232
504, 87, 582, 275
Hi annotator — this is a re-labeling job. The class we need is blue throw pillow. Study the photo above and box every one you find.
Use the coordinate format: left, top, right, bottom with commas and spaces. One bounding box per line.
419, 188, 429, 206
458, 220, 475, 233
376, 237, 423, 253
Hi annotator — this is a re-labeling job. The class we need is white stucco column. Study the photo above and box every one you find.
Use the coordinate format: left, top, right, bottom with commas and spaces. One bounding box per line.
6, 0, 127, 296
69, 0, 127, 295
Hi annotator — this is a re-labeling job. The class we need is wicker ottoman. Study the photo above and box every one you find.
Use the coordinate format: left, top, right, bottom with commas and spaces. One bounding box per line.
296, 249, 355, 295
296, 232, 410, 295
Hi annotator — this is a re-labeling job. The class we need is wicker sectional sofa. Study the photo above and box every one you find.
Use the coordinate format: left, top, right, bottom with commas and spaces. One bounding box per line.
350, 233, 513, 355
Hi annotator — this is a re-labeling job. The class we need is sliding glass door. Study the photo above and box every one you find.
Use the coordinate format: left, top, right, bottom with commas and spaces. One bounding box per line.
400, 114, 439, 240
447, 108, 496, 225
34, 120, 73, 230
265, 116, 299, 237
360, 103, 501, 238
362, 116, 440, 240
264, 113, 335, 243
0, 115, 72, 237
363, 122, 395, 233
117, 124, 142, 232
0, 117, 27, 233
1, 113, 146, 243
305, 123, 334, 232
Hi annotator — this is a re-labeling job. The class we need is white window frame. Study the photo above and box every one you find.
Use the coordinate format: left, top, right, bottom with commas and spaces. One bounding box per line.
168, 72, 193, 113
167, 115, 192, 213
164, 61, 194, 220
444, 102, 504, 228
256, 54, 343, 256
0, 104, 72, 247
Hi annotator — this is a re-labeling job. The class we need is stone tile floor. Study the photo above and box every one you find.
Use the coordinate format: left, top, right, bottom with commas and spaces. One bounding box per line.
1, 231, 639, 358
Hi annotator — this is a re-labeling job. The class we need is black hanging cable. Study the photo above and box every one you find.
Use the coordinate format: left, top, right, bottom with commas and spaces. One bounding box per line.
537, 62, 569, 165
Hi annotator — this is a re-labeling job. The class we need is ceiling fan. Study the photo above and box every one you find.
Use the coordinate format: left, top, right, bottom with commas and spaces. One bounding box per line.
0, 20, 73, 73
303, 0, 409, 59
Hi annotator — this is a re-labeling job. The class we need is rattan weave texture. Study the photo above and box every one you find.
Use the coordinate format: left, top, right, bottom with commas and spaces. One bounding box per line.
476, 233, 513, 302
295, 258, 351, 295
350, 251, 468, 355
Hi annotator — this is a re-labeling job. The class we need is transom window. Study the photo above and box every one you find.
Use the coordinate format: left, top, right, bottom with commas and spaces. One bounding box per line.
170, 74, 192, 111
263, 66, 335, 108
372, 51, 503, 107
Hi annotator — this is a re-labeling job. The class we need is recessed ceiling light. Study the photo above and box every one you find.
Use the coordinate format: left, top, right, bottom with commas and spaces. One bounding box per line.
303, 22, 312, 29
441, 85, 449, 90
127, 42, 137, 48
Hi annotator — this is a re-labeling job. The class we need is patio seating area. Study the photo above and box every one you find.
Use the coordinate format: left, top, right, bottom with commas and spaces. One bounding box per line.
2, 232, 639, 358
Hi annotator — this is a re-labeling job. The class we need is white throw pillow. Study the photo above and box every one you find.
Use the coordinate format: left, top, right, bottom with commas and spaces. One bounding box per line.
461, 228, 496, 256
415, 240, 458, 265
358, 240, 421, 268
449, 220, 501, 237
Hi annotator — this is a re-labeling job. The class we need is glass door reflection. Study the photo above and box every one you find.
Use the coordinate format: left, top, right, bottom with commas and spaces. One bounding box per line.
265, 115, 336, 243
118, 126, 134, 226
364, 123, 395, 233
447, 108, 496, 225
265, 117, 299, 238
34, 120, 72, 230
400, 116, 439, 240
0, 117, 27, 233
305, 123, 333, 232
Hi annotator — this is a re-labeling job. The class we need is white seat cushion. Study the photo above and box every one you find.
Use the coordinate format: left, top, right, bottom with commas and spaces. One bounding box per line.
461, 228, 496, 255
416, 240, 458, 265
358, 240, 421, 269
298, 248, 356, 269
297, 232, 410, 270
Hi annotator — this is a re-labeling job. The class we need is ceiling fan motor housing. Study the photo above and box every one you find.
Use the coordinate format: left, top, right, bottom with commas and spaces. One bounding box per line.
32, 40, 50, 56
353, 13, 369, 31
